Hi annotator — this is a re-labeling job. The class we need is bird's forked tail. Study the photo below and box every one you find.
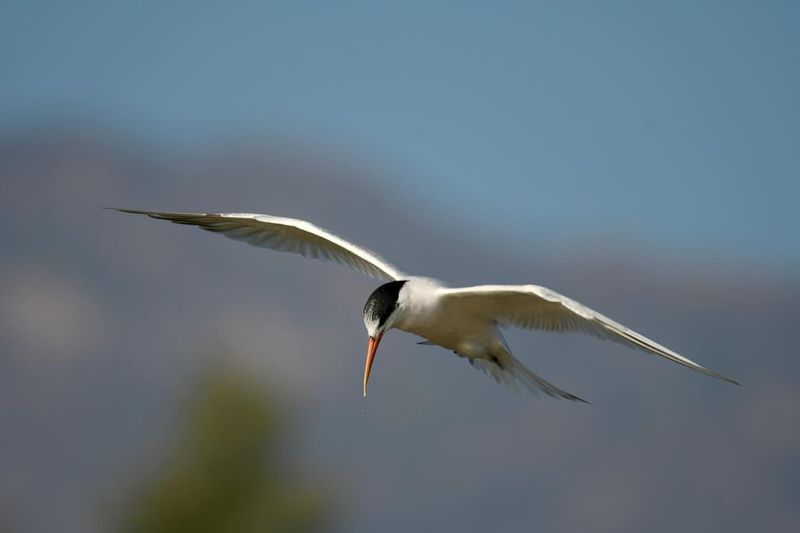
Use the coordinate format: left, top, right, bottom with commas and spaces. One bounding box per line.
468, 347, 588, 403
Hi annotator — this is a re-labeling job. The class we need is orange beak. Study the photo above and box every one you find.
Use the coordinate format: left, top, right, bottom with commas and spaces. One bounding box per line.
363, 333, 383, 397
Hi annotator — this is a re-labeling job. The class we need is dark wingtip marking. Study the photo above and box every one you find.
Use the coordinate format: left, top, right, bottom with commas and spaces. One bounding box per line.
701, 367, 741, 386
490, 355, 505, 371
571, 395, 591, 404
105, 207, 155, 215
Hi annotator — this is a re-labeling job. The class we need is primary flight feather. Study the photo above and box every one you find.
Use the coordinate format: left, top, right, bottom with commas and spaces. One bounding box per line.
112, 208, 739, 402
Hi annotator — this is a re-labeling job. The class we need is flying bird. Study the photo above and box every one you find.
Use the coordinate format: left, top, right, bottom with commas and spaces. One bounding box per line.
112, 208, 739, 402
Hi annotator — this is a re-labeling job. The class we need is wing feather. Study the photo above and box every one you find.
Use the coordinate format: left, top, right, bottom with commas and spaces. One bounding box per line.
111, 209, 406, 281
439, 284, 739, 384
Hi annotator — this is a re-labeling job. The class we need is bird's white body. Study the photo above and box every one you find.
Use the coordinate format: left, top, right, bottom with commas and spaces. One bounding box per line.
392, 277, 504, 357
113, 208, 738, 401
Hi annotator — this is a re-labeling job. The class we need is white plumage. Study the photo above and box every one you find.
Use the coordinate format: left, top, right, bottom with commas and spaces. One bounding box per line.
113, 208, 739, 402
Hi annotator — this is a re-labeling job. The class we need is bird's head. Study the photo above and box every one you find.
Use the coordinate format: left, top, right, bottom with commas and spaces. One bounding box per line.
361, 280, 407, 396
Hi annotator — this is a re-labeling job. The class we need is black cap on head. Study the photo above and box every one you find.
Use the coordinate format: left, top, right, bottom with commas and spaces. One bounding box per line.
363, 280, 407, 328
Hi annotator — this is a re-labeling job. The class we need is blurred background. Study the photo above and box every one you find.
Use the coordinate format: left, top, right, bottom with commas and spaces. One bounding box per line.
1, 1, 799, 532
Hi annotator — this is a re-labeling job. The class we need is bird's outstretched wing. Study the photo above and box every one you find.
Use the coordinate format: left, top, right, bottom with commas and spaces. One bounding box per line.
110, 209, 407, 281
438, 284, 739, 384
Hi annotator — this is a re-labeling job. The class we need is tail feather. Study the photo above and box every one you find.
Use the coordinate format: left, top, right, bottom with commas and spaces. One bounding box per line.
468, 349, 588, 403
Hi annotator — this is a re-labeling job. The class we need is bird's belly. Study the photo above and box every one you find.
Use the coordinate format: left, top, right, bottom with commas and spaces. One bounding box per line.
395, 312, 500, 357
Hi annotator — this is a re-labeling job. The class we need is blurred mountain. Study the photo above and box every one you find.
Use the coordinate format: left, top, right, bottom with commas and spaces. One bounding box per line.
0, 127, 798, 533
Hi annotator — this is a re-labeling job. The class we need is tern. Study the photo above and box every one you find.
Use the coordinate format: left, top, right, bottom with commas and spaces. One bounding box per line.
112, 208, 738, 401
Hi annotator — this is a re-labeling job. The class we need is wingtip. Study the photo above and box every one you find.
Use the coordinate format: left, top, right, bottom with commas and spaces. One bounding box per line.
106, 207, 148, 215
103, 207, 142, 214
566, 393, 591, 404
704, 368, 742, 387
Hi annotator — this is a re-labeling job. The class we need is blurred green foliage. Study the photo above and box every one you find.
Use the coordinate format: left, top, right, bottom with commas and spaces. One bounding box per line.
120, 367, 331, 533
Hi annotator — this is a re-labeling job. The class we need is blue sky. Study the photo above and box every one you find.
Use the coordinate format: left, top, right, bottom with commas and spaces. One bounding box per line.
3, 0, 798, 266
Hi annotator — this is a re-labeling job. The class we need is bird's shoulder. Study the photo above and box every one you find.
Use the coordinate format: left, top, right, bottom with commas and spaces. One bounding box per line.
398, 277, 446, 305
